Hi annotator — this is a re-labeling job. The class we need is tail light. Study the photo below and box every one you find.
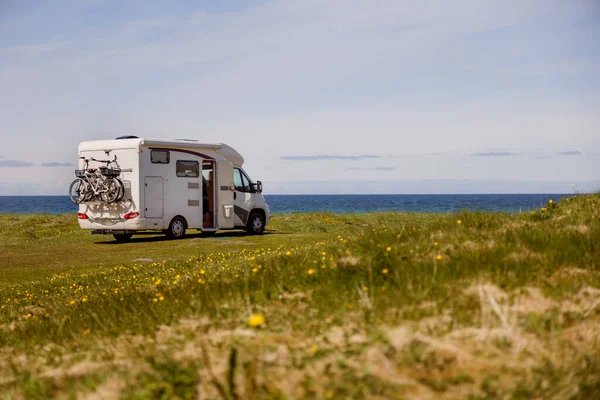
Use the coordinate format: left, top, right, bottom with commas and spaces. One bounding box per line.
78, 213, 88, 220
124, 211, 140, 220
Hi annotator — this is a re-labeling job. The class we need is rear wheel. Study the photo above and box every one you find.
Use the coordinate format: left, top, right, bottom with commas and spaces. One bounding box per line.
113, 233, 133, 242
166, 217, 186, 239
69, 179, 88, 204
246, 212, 265, 235
115, 178, 125, 201
100, 178, 120, 203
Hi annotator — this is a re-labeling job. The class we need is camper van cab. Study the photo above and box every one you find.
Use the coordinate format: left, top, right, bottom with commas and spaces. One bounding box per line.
75, 137, 270, 241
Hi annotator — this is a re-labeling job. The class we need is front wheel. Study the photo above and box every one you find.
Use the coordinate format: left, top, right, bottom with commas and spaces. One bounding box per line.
69, 179, 88, 204
113, 233, 133, 242
166, 217, 186, 239
246, 212, 265, 235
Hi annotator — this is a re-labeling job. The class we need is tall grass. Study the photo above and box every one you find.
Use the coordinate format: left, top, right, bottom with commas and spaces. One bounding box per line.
0, 195, 599, 399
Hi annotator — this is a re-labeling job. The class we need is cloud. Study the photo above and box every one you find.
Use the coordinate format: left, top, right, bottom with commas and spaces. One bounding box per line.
371, 167, 396, 171
0, 160, 34, 167
40, 162, 74, 167
280, 154, 380, 161
471, 152, 516, 157
556, 151, 582, 156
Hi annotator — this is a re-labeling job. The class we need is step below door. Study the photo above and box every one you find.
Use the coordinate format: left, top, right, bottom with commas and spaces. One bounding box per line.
144, 177, 164, 218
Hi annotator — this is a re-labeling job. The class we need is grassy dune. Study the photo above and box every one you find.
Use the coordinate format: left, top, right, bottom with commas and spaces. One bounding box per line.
0, 195, 599, 399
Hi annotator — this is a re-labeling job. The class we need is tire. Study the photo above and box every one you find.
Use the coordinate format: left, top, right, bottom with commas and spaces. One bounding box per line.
114, 178, 125, 201
69, 179, 88, 204
246, 211, 265, 235
100, 178, 120, 203
166, 217, 186, 239
113, 233, 133, 242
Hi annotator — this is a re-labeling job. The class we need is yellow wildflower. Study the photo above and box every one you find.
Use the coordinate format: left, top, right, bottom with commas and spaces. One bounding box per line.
386, 246, 392, 252
247, 313, 265, 327
307, 269, 315, 275
436, 255, 442, 260
311, 345, 318, 355
382, 269, 389, 274
457, 220, 462, 225
285, 250, 292, 256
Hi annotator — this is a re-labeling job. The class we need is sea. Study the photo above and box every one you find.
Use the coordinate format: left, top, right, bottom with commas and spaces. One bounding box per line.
0, 194, 568, 214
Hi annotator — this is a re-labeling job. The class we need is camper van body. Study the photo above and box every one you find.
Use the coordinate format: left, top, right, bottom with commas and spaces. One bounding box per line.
76, 137, 269, 239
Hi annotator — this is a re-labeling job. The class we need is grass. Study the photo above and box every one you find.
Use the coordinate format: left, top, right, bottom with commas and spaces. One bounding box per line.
0, 194, 599, 399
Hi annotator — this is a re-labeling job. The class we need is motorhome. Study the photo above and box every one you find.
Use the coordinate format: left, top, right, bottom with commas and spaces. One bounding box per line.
73, 137, 270, 241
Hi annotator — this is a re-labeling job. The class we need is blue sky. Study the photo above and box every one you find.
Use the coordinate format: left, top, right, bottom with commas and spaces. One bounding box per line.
0, 0, 599, 194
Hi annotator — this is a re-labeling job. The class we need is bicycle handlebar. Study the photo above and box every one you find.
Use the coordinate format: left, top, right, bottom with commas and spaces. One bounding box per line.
90, 155, 117, 164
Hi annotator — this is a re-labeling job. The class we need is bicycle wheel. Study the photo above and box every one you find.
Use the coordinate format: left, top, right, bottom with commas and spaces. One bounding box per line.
68, 179, 88, 204
114, 178, 125, 201
100, 178, 120, 203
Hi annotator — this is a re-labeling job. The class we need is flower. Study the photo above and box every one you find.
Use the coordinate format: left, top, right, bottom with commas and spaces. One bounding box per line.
311, 345, 318, 355
456, 220, 462, 225
285, 250, 292, 256
382, 269, 389, 274
386, 246, 392, 252
247, 313, 265, 327
307, 269, 315, 275
436, 255, 442, 260
434, 242, 438, 246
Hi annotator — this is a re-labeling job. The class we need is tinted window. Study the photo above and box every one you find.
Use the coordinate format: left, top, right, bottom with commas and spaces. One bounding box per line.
239, 169, 254, 192
151, 150, 170, 164
176, 160, 199, 177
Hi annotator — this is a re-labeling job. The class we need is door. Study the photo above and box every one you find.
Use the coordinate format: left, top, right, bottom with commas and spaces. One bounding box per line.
216, 161, 235, 229
144, 177, 164, 218
233, 167, 256, 226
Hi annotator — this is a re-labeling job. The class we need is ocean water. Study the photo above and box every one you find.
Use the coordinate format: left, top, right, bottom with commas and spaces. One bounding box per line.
0, 194, 567, 214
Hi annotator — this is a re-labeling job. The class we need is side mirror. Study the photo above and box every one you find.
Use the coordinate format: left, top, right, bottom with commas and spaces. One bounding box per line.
256, 181, 263, 194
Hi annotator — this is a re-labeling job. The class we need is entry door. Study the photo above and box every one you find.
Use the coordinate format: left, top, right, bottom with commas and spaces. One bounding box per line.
144, 177, 164, 218
233, 167, 255, 226
216, 161, 235, 229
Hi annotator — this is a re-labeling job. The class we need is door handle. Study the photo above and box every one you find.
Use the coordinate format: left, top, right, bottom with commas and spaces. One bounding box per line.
234, 192, 237, 200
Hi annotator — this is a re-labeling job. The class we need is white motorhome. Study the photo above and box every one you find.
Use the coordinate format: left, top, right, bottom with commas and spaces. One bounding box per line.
74, 137, 270, 242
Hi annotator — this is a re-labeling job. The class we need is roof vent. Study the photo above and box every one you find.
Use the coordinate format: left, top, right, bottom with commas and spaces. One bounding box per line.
116, 135, 139, 140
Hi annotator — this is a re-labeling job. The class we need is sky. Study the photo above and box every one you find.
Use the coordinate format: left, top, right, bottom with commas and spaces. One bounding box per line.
0, 0, 599, 194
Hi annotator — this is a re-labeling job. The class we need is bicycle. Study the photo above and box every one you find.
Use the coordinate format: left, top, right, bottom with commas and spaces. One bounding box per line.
68, 157, 124, 204
91, 156, 125, 202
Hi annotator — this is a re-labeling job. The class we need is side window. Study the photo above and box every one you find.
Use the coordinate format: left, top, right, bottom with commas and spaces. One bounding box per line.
233, 168, 245, 191
176, 160, 199, 177
240, 169, 254, 193
151, 150, 169, 164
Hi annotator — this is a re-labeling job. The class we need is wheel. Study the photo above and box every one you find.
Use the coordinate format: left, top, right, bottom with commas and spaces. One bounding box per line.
69, 179, 88, 204
100, 178, 120, 203
113, 233, 133, 242
114, 178, 125, 201
166, 217, 186, 239
246, 212, 265, 235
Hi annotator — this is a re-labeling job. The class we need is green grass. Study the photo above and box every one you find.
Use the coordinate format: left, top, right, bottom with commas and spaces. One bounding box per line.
0, 195, 599, 399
